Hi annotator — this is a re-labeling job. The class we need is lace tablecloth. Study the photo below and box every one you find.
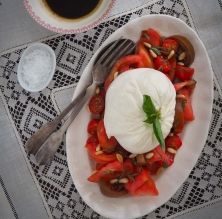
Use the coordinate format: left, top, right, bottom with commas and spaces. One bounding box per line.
0, 0, 222, 218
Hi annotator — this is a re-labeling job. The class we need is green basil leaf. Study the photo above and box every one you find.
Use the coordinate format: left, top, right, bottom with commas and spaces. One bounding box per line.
143, 95, 156, 115
153, 118, 165, 151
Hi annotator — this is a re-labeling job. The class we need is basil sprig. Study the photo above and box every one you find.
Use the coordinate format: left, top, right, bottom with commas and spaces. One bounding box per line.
143, 95, 165, 151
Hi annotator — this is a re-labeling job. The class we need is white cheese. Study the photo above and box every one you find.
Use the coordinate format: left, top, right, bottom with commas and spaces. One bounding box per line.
104, 68, 176, 154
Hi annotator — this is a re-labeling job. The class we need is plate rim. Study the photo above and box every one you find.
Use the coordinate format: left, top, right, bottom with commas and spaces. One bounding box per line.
23, 0, 115, 34
66, 14, 214, 219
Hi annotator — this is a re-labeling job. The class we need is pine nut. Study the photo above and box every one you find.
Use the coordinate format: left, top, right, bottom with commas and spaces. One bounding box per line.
95, 87, 100, 94
157, 167, 164, 175
110, 179, 118, 184
167, 147, 177, 154
129, 153, 137, 158
119, 178, 129, 184
178, 52, 186, 61
116, 153, 123, 163
95, 151, 103, 155
91, 170, 98, 175
177, 62, 184, 66
86, 105, 90, 112
144, 42, 152, 48
113, 72, 119, 80
145, 152, 154, 159
168, 50, 175, 60
96, 145, 101, 152
149, 49, 157, 58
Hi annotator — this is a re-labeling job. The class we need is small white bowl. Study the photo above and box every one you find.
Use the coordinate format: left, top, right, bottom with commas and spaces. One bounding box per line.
17, 43, 56, 92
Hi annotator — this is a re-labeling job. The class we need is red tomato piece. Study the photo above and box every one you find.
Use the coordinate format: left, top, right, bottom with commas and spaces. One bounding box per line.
88, 161, 123, 182
174, 79, 196, 92
179, 88, 195, 121
154, 56, 171, 74
97, 120, 118, 150
86, 135, 99, 146
88, 94, 105, 114
104, 55, 145, 91
142, 28, 161, 47
173, 98, 185, 134
136, 40, 154, 68
165, 134, 182, 150
147, 161, 163, 175
148, 146, 174, 167
175, 65, 194, 81
125, 169, 158, 196
133, 179, 159, 196
162, 38, 178, 52
87, 119, 100, 135
85, 141, 116, 164
168, 57, 176, 81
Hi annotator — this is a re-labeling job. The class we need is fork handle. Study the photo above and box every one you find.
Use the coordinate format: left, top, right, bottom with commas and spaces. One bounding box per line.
35, 93, 89, 165
25, 85, 89, 154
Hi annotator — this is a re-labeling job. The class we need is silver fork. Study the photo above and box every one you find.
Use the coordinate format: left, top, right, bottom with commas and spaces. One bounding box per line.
26, 38, 136, 165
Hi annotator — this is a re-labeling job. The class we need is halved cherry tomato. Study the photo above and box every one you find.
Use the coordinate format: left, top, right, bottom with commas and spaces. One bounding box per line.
175, 65, 194, 81
88, 94, 105, 114
154, 56, 171, 74
162, 38, 178, 52
179, 88, 194, 121
125, 169, 158, 196
88, 160, 123, 182
165, 134, 182, 150
87, 119, 99, 135
104, 55, 145, 91
142, 28, 161, 47
136, 40, 153, 68
97, 120, 118, 150
85, 141, 116, 164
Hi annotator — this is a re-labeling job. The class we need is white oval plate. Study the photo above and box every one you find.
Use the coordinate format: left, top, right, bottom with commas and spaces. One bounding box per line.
66, 15, 213, 219
24, 0, 114, 34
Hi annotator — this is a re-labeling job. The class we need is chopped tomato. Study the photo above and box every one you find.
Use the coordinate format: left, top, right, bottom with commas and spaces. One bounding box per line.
168, 57, 176, 81
175, 65, 194, 81
87, 119, 99, 135
142, 28, 161, 47
162, 38, 178, 52
179, 88, 195, 121
104, 55, 145, 91
153, 56, 171, 74
123, 159, 135, 174
86, 135, 99, 145
136, 40, 154, 68
85, 141, 116, 164
97, 120, 118, 150
88, 161, 122, 182
88, 94, 105, 114
125, 169, 158, 196
165, 134, 182, 150
147, 161, 163, 175
173, 98, 185, 134
174, 79, 196, 92
134, 180, 159, 196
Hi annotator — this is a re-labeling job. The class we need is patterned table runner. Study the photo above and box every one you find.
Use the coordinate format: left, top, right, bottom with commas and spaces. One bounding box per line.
0, 0, 222, 218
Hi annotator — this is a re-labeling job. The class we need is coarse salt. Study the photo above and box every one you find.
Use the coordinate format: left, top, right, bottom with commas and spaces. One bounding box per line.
20, 49, 53, 90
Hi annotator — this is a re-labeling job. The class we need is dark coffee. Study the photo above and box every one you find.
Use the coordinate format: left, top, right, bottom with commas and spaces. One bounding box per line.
44, 0, 101, 19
